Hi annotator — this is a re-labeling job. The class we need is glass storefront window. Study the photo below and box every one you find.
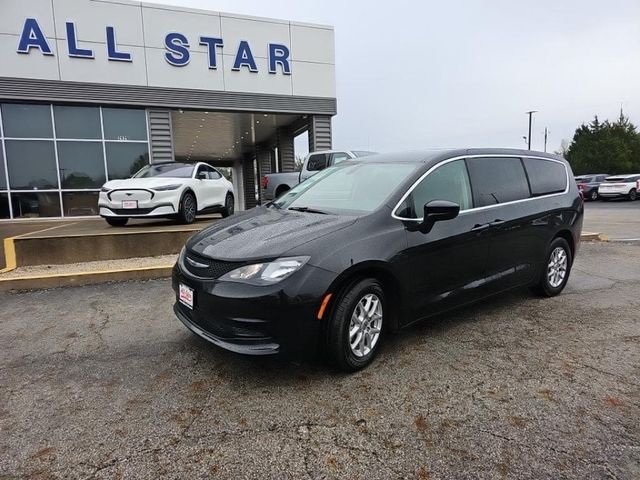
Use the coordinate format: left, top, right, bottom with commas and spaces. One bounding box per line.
5, 140, 58, 190
0, 103, 150, 219
0, 193, 9, 219
1, 104, 53, 138
54, 106, 101, 139
57, 141, 105, 188
11, 192, 61, 218
106, 142, 149, 180
62, 192, 99, 216
102, 108, 147, 141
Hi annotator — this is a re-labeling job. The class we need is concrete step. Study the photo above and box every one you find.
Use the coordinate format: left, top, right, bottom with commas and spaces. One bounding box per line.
1, 217, 215, 268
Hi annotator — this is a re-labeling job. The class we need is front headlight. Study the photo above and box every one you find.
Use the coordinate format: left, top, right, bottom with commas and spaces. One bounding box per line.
152, 184, 181, 191
100, 186, 110, 193
219, 256, 310, 285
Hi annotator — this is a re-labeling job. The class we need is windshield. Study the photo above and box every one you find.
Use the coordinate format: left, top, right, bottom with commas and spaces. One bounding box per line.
269, 162, 418, 215
133, 163, 194, 178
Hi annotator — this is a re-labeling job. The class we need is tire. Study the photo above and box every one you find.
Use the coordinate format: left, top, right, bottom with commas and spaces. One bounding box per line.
589, 189, 598, 201
105, 217, 128, 227
178, 192, 197, 224
531, 237, 572, 297
629, 189, 637, 201
221, 193, 234, 218
327, 278, 385, 372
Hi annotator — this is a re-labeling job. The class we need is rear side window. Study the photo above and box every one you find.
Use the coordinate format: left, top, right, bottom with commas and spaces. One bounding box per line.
466, 157, 530, 207
398, 159, 473, 218
523, 158, 567, 196
307, 154, 328, 171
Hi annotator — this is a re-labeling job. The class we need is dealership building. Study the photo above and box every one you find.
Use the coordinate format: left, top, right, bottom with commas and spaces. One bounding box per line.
0, 0, 336, 219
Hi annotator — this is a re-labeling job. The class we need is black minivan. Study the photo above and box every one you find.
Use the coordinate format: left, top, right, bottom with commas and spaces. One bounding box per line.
172, 149, 583, 371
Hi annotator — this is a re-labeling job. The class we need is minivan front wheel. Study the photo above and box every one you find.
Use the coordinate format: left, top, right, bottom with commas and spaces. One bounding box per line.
327, 278, 385, 371
532, 237, 572, 297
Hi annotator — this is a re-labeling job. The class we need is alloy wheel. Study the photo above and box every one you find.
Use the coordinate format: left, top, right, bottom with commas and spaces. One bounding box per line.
590, 190, 598, 201
547, 246, 568, 288
348, 293, 383, 358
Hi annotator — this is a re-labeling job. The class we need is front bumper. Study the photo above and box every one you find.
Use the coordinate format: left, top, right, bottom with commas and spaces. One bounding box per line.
171, 260, 337, 357
98, 189, 180, 217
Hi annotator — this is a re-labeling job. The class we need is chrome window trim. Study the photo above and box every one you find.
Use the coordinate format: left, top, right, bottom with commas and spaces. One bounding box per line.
391, 154, 570, 222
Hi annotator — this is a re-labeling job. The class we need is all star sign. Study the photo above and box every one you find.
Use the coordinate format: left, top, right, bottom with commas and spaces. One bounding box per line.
16, 18, 292, 75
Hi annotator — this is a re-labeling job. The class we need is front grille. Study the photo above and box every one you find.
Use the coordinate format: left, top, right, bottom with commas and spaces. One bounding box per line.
110, 207, 155, 215
183, 250, 244, 279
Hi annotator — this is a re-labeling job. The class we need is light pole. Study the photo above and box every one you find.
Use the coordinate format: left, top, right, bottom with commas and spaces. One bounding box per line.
526, 110, 538, 150
543, 127, 549, 153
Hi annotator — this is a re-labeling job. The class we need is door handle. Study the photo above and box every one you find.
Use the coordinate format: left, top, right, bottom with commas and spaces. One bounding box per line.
471, 223, 490, 233
489, 219, 506, 227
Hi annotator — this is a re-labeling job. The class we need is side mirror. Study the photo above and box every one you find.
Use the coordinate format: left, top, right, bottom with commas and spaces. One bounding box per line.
196, 172, 207, 180
420, 200, 460, 233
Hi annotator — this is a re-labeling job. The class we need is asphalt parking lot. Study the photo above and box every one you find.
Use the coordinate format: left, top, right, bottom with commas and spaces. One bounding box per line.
583, 200, 639, 241
1, 241, 639, 479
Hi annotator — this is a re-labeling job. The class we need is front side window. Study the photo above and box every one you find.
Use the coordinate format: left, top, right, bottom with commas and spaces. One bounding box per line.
523, 158, 567, 196
271, 162, 418, 215
396, 159, 473, 219
466, 157, 530, 207
208, 168, 222, 180
306, 154, 328, 172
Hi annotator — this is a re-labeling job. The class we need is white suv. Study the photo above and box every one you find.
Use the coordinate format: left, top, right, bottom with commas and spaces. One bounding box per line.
597, 174, 640, 201
99, 162, 235, 226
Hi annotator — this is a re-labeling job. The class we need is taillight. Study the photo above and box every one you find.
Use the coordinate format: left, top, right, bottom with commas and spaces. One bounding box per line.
637, 180, 640, 190
261, 176, 269, 188
578, 183, 586, 190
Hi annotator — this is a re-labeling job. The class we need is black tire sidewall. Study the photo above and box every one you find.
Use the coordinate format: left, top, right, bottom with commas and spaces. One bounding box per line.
222, 193, 234, 217
327, 278, 385, 372
180, 193, 196, 224
539, 238, 572, 296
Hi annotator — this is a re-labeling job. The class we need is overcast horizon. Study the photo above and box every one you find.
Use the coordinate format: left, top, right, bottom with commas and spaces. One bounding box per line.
146, 0, 640, 156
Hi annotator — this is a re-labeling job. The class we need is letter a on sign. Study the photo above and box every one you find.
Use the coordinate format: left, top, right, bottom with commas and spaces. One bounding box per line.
17, 18, 54, 55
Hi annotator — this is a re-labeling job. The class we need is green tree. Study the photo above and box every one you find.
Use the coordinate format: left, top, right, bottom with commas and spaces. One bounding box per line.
566, 111, 640, 175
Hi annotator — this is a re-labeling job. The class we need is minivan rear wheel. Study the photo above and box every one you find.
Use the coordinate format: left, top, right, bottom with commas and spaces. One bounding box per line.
327, 278, 385, 372
532, 237, 572, 297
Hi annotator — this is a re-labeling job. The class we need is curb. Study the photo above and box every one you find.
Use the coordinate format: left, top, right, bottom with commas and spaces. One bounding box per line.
0, 265, 173, 293
581, 232, 607, 242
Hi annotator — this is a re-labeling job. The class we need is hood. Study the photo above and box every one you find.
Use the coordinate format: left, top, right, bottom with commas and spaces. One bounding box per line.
103, 177, 189, 189
187, 207, 358, 261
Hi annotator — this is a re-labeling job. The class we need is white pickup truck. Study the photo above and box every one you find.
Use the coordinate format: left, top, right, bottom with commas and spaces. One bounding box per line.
261, 149, 376, 201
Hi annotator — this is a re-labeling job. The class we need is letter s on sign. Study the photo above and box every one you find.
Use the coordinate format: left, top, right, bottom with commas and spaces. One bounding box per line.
165, 33, 190, 66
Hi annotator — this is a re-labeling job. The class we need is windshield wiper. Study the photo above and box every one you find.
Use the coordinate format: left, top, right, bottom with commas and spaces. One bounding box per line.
288, 206, 329, 215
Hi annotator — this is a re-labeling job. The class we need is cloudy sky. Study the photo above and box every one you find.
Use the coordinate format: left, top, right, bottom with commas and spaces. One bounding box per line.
148, 0, 640, 155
